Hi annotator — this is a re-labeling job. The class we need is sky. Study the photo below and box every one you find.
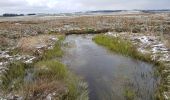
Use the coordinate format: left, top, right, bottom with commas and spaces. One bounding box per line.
0, 0, 170, 14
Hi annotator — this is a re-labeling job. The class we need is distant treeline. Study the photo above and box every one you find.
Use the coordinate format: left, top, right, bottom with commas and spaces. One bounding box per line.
2, 13, 36, 17
136, 9, 170, 13
87, 10, 170, 14
3, 13, 24, 17
86, 10, 124, 13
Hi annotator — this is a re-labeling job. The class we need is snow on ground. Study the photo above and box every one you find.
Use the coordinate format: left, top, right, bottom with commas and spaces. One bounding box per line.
105, 32, 170, 62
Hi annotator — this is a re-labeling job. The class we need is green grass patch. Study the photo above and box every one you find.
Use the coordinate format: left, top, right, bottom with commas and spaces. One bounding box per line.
42, 35, 64, 59
124, 88, 135, 100
34, 60, 67, 80
65, 73, 89, 100
22, 60, 88, 99
0, 62, 28, 91
93, 34, 152, 62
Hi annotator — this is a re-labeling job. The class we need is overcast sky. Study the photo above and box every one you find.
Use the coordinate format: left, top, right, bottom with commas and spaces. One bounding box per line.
0, 0, 170, 14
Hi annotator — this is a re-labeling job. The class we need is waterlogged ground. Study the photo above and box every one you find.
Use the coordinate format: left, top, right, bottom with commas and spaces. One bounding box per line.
62, 35, 159, 100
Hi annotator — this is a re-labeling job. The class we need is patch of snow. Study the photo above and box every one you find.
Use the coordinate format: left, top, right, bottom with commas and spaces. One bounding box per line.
137, 48, 150, 54
46, 94, 52, 100
50, 37, 58, 41
105, 32, 118, 37
164, 93, 169, 100
159, 54, 170, 62
36, 44, 47, 49
48, 46, 53, 50
152, 43, 169, 54
25, 56, 36, 64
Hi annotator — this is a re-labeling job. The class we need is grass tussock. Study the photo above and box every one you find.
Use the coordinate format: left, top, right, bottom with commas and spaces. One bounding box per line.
0, 62, 28, 91
17, 35, 60, 55
93, 34, 151, 62
34, 60, 67, 80
65, 73, 89, 100
24, 81, 67, 99
124, 88, 135, 100
42, 35, 64, 59
22, 60, 88, 100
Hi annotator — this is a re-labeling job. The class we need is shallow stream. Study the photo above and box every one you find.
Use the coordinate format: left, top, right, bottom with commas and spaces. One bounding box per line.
62, 35, 159, 100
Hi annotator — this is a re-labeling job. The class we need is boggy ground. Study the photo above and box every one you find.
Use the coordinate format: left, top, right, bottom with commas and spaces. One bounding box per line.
0, 12, 170, 99
0, 35, 88, 99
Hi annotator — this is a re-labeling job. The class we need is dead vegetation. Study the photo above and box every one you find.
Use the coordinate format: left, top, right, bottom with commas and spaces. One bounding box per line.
17, 35, 58, 54
0, 14, 169, 51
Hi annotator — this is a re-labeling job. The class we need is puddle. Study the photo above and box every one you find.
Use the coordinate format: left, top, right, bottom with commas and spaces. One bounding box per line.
62, 34, 159, 100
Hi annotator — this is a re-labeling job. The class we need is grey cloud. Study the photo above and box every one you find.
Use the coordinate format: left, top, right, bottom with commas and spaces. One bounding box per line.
0, 0, 170, 14
0, 0, 27, 7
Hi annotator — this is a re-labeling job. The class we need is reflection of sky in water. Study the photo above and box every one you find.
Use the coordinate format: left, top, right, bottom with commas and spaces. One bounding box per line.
62, 35, 159, 100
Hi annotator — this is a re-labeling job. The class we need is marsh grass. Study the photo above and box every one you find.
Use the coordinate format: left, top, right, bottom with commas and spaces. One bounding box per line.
21, 60, 88, 100
93, 35, 158, 64
93, 34, 151, 62
34, 60, 67, 80
22, 80, 67, 99
0, 62, 28, 91
65, 73, 89, 100
42, 35, 64, 59
124, 88, 135, 100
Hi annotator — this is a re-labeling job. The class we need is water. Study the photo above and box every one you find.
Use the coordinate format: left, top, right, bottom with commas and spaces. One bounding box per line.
62, 34, 159, 100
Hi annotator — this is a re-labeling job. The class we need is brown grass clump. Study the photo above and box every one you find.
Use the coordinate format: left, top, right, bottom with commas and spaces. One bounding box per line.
164, 34, 170, 48
23, 80, 68, 99
17, 35, 57, 53
0, 36, 9, 47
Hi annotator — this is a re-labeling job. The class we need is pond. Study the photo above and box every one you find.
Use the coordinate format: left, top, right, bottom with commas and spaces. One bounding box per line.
62, 34, 159, 100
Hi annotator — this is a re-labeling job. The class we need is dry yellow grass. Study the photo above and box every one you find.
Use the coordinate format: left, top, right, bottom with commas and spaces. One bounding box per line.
17, 34, 57, 53
0, 36, 9, 47
22, 80, 68, 99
